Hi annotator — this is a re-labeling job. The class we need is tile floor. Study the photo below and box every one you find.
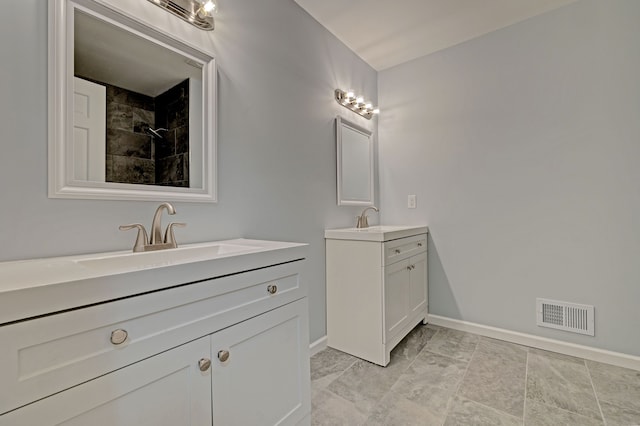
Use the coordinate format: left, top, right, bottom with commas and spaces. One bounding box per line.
310, 324, 640, 425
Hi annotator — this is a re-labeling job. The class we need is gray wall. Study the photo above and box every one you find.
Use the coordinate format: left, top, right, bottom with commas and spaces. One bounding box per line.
0, 0, 377, 344
378, 0, 640, 356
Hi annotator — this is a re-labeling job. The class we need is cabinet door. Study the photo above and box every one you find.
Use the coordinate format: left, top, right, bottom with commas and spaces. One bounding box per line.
0, 337, 212, 426
409, 252, 428, 315
383, 259, 411, 343
211, 299, 311, 426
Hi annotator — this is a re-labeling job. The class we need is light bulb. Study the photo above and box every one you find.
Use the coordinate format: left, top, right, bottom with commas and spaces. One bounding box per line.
203, 0, 215, 12
356, 96, 364, 104
346, 91, 355, 100
373, 108, 380, 114
365, 103, 372, 109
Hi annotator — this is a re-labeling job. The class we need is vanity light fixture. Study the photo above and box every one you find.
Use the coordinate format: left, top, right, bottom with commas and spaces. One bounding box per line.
147, 0, 216, 31
334, 89, 380, 120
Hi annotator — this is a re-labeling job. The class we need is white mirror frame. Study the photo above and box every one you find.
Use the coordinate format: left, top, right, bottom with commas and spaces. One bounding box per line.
336, 116, 374, 206
48, 0, 217, 202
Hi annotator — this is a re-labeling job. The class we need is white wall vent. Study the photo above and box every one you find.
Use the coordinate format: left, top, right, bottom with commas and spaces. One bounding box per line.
536, 298, 594, 336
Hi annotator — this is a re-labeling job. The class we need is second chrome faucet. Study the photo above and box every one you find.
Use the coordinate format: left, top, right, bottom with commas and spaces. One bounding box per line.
120, 202, 186, 252
356, 206, 379, 229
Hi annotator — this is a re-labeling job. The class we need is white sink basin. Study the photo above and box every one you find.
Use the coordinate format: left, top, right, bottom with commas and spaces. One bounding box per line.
0, 238, 308, 326
325, 225, 428, 242
75, 242, 262, 273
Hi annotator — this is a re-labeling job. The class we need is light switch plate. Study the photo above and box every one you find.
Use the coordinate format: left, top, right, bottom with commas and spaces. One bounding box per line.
408, 195, 417, 209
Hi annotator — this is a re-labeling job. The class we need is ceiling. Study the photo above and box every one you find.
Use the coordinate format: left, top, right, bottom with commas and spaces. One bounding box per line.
75, 10, 201, 97
294, 0, 577, 71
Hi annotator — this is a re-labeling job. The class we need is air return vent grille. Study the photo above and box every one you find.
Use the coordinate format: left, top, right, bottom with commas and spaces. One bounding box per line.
536, 298, 594, 336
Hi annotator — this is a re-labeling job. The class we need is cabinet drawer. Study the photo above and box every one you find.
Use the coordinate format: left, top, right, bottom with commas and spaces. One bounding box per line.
383, 234, 427, 265
0, 261, 304, 415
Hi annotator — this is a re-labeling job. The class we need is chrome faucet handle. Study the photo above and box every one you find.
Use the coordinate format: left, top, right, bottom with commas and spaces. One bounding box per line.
164, 222, 187, 248
119, 224, 149, 253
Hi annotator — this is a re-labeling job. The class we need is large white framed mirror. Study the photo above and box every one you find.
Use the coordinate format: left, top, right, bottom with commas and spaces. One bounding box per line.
336, 116, 374, 206
49, 0, 217, 202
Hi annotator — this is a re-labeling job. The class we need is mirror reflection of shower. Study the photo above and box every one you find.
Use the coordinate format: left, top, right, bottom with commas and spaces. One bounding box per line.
84, 76, 191, 187
145, 127, 168, 139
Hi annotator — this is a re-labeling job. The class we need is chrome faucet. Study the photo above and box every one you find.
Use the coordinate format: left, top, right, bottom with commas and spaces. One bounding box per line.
356, 206, 379, 229
119, 202, 186, 252
150, 202, 175, 245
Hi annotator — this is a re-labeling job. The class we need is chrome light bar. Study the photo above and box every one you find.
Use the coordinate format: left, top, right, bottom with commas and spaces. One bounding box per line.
147, 0, 215, 31
335, 89, 379, 120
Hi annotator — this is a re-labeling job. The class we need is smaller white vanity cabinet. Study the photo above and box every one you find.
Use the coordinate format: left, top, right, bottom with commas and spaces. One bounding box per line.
0, 239, 311, 426
325, 226, 428, 366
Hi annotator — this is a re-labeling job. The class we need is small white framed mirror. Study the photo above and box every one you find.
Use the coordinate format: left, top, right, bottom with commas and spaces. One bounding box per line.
336, 116, 374, 206
49, 0, 217, 202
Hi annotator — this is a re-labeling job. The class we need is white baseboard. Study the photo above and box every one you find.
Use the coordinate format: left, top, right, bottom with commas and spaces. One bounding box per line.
309, 336, 328, 357
428, 314, 640, 372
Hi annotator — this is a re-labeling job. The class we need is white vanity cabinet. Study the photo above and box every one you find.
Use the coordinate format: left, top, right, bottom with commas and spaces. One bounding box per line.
211, 299, 309, 425
0, 240, 310, 426
1, 337, 213, 426
325, 226, 428, 366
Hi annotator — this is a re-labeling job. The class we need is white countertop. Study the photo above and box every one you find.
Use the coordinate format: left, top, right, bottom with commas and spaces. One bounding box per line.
324, 225, 428, 242
0, 239, 307, 325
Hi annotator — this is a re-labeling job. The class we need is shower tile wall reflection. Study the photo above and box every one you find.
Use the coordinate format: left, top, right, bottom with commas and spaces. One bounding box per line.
76, 76, 190, 187
105, 84, 155, 184
155, 80, 190, 187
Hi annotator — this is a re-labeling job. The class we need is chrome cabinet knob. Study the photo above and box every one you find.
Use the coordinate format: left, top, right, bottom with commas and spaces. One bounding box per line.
218, 350, 230, 362
418, 242, 423, 247
199, 358, 211, 372
406, 266, 412, 271
395, 249, 401, 254
110, 329, 128, 345
267, 284, 278, 295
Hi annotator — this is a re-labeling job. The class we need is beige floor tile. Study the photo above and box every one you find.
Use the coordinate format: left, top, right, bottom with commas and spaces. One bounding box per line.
424, 328, 479, 362
476, 336, 528, 361
444, 395, 522, 426
311, 347, 358, 389
325, 323, 435, 415
310, 327, 640, 426
393, 323, 439, 362
526, 350, 602, 421
597, 401, 640, 426
587, 360, 640, 426
311, 388, 367, 426
457, 348, 526, 417
326, 356, 408, 415
392, 350, 468, 419
366, 391, 443, 426
524, 399, 603, 426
